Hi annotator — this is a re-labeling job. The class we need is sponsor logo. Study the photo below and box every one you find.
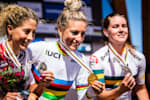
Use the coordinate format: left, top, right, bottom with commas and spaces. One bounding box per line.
45, 50, 61, 59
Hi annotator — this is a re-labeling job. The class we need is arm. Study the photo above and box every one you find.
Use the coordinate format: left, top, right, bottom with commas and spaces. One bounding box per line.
135, 84, 149, 100
134, 54, 149, 99
28, 71, 54, 100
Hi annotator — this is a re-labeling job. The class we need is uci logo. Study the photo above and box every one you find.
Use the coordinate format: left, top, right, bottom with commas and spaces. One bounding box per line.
45, 50, 61, 59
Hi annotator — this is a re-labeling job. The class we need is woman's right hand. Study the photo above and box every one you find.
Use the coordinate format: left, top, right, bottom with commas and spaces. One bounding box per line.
119, 73, 136, 93
91, 80, 105, 95
3, 92, 22, 100
40, 71, 54, 87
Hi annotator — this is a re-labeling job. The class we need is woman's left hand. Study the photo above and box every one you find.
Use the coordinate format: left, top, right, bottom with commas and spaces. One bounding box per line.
91, 80, 105, 94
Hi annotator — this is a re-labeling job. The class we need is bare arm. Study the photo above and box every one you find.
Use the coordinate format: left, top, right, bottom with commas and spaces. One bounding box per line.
28, 71, 54, 100
135, 84, 149, 100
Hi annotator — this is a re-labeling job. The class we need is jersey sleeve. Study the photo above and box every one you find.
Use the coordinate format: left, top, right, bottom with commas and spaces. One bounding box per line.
136, 54, 146, 85
27, 41, 45, 61
89, 55, 105, 84
75, 67, 91, 100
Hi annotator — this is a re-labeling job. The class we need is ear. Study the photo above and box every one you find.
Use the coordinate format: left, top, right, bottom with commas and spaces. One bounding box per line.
103, 28, 109, 38
7, 25, 13, 36
57, 27, 63, 38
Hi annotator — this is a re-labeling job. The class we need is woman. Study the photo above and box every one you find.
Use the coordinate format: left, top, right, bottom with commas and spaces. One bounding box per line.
0, 4, 54, 99
90, 13, 149, 100
28, 0, 104, 99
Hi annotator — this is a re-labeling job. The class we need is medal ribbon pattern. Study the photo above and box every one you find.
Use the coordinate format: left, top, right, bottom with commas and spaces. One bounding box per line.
58, 40, 93, 74
108, 43, 128, 67
3, 41, 21, 68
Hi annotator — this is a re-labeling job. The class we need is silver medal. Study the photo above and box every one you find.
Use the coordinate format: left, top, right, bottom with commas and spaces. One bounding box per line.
38, 62, 47, 74
123, 66, 132, 75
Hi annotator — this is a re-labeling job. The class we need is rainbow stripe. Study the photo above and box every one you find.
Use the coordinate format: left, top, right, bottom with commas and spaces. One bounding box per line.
76, 84, 88, 91
56, 41, 68, 56
93, 69, 105, 83
42, 79, 73, 100
31, 64, 74, 99
31, 64, 40, 82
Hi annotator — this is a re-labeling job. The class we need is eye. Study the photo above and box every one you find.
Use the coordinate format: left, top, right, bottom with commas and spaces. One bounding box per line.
112, 24, 119, 28
71, 31, 79, 35
122, 24, 127, 28
24, 29, 30, 34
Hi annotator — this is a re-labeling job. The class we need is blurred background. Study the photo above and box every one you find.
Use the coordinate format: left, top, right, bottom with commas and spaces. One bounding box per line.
0, 0, 150, 94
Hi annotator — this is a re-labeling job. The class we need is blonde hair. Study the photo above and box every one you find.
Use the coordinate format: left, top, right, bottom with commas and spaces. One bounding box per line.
0, 4, 39, 36
57, 0, 87, 32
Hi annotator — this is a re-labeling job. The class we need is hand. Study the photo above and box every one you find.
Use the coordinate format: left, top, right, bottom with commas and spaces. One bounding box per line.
3, 92, 22, 100
91, 80, 105, 94
40, 71, 54, 87
119, 73, 136, 93
27, 93, 38, 100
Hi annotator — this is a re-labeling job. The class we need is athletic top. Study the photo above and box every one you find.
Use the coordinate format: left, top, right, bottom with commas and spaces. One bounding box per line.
90, 43, 146, 100
28, 40, 96, 100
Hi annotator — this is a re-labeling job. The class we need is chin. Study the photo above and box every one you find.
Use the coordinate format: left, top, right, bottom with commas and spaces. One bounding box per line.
20, 45, 28, 51
69, 46, 78, 51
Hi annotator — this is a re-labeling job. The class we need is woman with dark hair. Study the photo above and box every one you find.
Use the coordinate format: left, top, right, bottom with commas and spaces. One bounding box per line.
90, 13, 149, 100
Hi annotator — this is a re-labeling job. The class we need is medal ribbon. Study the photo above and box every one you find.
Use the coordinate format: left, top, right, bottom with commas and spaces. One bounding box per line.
58, 40, 93, 74
4, 41, 21, 68
108, 43, 128, 67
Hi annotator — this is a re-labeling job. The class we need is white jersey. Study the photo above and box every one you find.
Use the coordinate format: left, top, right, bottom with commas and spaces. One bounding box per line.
28, 40, 94, 100
90, 44, 146, 100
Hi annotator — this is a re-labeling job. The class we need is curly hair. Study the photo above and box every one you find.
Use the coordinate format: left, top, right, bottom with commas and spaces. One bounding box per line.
0, 4, 39, 36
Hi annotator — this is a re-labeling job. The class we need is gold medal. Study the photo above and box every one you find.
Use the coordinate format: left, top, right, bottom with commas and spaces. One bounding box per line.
88, 73, 98, 85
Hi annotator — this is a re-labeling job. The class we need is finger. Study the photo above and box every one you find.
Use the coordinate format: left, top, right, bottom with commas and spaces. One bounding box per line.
92, 81, 104, 89
123, 73, 131, 82
42, 71, 54, 75
91, 85, 103, 94
6, 92, 22, 100
128, 77, 135, 86
129, 81, 136, 89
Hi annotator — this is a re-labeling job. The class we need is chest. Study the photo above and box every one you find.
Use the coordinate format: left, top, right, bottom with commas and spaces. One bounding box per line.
37, 49, 81, 80
102, 54, 139, 77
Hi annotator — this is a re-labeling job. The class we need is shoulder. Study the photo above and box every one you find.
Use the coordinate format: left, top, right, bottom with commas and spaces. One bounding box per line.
91, 45, 108, 59
90, 45, 109, 65
131, 50, 145, 61
93, 45, 108, 56
28, 41, 57, 49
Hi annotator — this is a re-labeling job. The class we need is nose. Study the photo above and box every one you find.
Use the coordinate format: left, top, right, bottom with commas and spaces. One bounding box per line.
118, 26, 124, 33
27, 32, 34, 42
76, 33, 84, 42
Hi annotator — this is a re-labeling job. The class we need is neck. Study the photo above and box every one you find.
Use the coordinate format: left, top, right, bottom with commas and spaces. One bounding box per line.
110, 43, 125, 55
8, 41, 19, 56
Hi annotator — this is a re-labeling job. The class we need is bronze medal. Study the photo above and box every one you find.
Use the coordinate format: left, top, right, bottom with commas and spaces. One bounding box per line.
123, 66, 132, 75
38, 62, 47, 74
88, 73, 98, 85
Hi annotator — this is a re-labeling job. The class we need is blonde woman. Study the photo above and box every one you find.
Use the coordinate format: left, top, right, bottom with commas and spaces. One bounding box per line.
28, 0, 104, 99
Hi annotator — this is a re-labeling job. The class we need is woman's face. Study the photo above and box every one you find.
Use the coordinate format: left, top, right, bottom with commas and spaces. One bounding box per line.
59, 20, 87, 51
104, 15, 128, 45
7, 18, 37, 50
